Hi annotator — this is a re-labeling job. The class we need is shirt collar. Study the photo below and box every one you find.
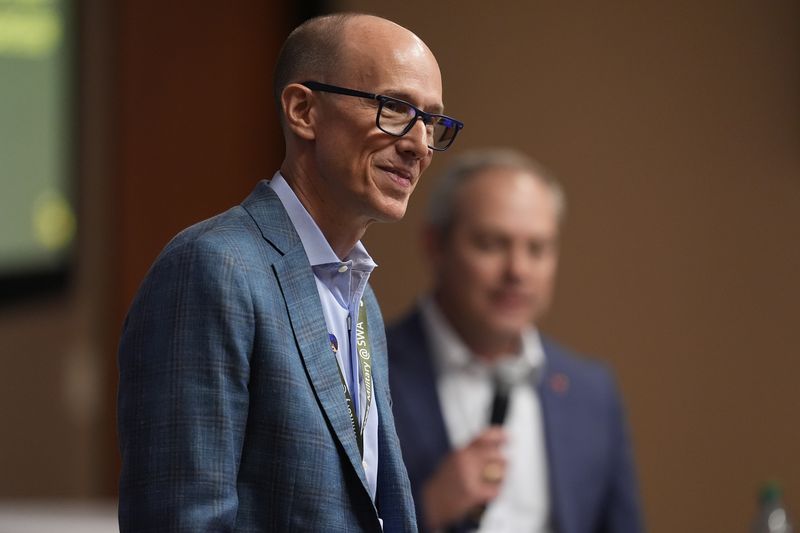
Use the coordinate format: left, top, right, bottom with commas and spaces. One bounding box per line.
419, 296, 546, 383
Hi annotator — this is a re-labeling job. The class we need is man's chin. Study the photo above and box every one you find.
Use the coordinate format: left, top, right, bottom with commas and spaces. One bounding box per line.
488, 318, 534, 339
370, 199, 409, 223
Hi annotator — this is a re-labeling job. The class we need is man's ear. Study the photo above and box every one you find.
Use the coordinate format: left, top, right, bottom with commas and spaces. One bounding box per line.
281, 83, 316, 141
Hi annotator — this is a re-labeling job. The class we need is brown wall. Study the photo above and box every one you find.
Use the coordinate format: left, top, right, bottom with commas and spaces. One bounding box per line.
339, 1, 800, 531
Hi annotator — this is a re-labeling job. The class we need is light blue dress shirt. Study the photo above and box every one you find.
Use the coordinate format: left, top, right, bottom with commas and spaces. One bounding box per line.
268, 172, 379, 501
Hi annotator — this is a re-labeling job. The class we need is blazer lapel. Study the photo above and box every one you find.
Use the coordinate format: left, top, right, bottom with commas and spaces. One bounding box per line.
244, 181, 369, 492
273, 243, 370, 491
539, 348, 574, 533
374, 363, 411, 526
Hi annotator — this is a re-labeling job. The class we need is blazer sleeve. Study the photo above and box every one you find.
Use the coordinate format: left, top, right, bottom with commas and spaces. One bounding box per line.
117, 235, 254, 532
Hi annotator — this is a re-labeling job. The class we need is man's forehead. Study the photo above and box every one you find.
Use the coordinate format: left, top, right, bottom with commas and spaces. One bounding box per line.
337, 20, 443, 109
346, 64, 443, 111
457, 171, 559, 218
458, 205, 561, 241
380, 85, 444, 113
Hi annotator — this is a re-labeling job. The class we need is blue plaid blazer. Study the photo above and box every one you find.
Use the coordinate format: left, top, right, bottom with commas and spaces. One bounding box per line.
118, 180, 417, 532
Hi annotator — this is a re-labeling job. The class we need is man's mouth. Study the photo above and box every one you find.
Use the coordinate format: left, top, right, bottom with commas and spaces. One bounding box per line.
492, 291, 533, 308
378, 165, 415, 187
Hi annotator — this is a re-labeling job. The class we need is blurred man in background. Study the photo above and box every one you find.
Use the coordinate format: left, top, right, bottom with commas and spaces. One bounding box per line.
388, 149, 643, 533
118, 13, 463, 532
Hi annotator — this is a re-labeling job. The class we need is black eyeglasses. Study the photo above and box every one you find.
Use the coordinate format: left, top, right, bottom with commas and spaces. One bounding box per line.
301, 81, 464, 151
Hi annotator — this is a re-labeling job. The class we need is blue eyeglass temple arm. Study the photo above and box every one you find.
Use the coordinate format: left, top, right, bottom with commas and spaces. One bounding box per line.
301, 81, 378, 100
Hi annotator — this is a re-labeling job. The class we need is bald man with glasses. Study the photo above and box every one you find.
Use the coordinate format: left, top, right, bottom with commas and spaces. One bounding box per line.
117, 13, 462, 532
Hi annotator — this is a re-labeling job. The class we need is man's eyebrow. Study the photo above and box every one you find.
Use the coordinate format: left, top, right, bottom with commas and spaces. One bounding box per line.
381, 90, 445, 114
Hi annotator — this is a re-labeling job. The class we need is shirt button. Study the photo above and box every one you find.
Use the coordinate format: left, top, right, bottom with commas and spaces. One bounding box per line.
362, 460, 368, 470
338, 264, 348, 273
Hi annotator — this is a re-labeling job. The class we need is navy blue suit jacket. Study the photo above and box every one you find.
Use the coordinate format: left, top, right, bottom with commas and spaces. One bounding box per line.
118, 181, 417, 532
387, 308, 643, 533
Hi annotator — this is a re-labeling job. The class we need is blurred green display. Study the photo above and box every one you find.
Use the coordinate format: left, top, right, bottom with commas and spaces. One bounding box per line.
0, 0, 75, 277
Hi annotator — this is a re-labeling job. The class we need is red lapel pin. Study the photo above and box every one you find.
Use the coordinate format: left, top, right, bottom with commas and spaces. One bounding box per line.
549, 373, 569, 395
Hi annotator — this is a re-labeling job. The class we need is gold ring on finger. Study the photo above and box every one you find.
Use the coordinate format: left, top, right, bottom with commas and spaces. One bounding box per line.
481, 462, 503, 484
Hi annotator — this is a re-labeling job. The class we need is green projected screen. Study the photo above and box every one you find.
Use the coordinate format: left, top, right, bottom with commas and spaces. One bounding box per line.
0, 0, 75, 295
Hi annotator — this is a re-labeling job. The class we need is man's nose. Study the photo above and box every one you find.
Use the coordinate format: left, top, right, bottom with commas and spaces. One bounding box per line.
398, 117, 430, 159
506, 247, 531, 281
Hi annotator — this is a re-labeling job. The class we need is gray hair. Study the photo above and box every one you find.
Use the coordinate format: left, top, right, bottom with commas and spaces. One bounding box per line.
426, 148, 566, 232
272, 13, 359, 116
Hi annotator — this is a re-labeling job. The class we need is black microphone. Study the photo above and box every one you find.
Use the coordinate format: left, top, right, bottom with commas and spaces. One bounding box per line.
489, 375, 512, 426
465, 367, 516, 530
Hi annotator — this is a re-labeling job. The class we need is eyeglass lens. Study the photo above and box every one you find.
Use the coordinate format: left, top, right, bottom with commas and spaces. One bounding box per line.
378, 99, 458, 150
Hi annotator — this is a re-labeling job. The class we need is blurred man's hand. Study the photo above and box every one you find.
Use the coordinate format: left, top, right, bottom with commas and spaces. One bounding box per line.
422, 427, 508, 529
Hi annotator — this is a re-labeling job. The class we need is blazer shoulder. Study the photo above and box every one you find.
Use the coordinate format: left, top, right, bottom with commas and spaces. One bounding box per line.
153, 208, 267, 270
541, 336, 622, 398
156, 180, 295, 267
